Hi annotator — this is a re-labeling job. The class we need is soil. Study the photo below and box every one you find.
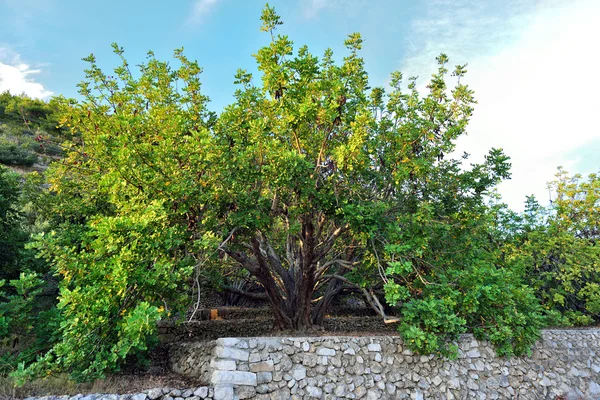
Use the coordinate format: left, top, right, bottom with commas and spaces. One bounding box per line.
0, 371, 205, 400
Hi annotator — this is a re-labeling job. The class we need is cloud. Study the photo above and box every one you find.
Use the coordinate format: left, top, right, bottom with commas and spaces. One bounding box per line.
0, 51, 52, 98
399, 0, 600, 210
187, 0, 221, 25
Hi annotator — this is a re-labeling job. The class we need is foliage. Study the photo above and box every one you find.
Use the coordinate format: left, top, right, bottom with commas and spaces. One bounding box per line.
515, 169, 600, 325
0, 139, 38, 166
4, 4, 598, 383
0, 166, 28, 278
383, 192, 545, 357
0, 272, 61, 376
15, 42, 210, 381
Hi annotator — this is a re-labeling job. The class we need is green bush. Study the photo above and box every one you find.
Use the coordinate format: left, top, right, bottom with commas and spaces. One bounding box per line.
395, 264, 544, 358
0, 140, 37, 167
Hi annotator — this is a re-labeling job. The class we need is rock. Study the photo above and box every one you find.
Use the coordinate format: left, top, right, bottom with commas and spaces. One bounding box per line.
181, 390, 193, 398
355, 386, 367, 399
334, 383, 347, 396
130, 395, 147, 400
193, 387, 209, 398
256, 384, 270, 394
367, 343, 382, 352
213, 385, 234, 400
386, 383, 397, 395
417, 378, 430, 389
590, 381, 600, 396
467, 349, 481, 358
292, 365, 307, 380
235, 386, 256, 399
448, 378, 461, 389
323, 383, 336, 394
269, 388, 291, 400
146, 389, 162, 400
540, 376, 552, 387
305, 386, 322, 398
250, 360, 274, 372
257, 371, 273, 384
317, 347, 336, 356
303, 353, 317, 367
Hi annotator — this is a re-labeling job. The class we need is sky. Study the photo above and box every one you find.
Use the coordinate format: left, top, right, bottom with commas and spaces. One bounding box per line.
0, 0, 598, 210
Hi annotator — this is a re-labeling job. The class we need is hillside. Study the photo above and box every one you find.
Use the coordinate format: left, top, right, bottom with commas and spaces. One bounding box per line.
0, 91, 68, 172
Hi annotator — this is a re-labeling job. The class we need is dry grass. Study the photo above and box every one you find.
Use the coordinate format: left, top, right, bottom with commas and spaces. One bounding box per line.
0, 372, 205, 400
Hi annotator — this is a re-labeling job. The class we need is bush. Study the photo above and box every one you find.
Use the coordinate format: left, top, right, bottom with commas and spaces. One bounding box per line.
395, 264, 544, 358
0, 140, 37, 167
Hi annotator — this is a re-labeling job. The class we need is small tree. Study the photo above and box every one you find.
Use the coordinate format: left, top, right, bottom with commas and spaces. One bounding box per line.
517, 169, 600, 325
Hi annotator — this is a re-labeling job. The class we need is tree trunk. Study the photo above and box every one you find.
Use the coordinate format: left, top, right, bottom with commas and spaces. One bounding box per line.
311, 277, 345, 325
222, 220, 349, 331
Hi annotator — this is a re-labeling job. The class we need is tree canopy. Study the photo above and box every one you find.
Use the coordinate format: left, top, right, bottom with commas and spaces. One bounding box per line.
0, 4, 598, 384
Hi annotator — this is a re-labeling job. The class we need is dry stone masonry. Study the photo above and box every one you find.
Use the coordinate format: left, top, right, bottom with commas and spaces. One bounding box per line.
23, 386, 214, 400
170, 329, 600, 400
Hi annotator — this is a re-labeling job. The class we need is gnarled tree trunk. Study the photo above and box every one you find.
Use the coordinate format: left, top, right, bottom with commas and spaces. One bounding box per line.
222, 216, 349, 330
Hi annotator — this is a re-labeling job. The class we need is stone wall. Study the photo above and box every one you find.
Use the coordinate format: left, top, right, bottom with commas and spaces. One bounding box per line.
169, 329, 600, 400
169, 340, 217, 383
24, 387, 214, 400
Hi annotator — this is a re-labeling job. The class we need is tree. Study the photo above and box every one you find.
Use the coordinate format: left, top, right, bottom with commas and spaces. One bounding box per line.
0, 166, 28, 278
516, 169, 600, 325
200, 8, 490, 330
22, 5, 546, 380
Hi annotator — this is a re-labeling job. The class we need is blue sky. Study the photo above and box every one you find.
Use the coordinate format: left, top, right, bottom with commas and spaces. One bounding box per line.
1, 0, 598, 210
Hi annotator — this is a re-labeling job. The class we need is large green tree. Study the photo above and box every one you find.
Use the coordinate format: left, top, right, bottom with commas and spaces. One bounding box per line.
21, 5, 547, 380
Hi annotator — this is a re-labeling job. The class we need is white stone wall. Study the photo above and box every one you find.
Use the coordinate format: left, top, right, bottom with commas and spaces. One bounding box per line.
170, 329, 600, 400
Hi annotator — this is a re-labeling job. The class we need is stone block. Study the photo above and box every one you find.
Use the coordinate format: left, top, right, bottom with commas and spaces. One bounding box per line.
213, 385, 234, 400
210, 359, 237, 371
250, 360, 275, 372
211, 370, 257, 386
215, 346, 250, 361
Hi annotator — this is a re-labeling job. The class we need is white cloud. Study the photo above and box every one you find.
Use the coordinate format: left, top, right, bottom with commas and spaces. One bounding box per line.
0, 50, 52, 98
187, 0, 221, 25
400, 0, 600, 210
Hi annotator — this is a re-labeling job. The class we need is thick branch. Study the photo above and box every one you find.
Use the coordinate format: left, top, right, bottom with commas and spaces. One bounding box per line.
314, 224, 349, 262
326, 274, 399, 324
